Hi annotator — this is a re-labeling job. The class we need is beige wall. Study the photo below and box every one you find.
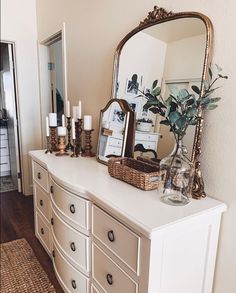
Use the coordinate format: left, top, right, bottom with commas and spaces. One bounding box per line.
1, 0, 42, 195
36, 1, 236, 292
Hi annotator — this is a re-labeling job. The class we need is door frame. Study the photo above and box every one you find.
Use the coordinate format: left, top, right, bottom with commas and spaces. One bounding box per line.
37, 22, 68, 147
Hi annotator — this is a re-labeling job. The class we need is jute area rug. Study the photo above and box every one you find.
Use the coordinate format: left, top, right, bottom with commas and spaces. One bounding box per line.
0, 238, 56, 293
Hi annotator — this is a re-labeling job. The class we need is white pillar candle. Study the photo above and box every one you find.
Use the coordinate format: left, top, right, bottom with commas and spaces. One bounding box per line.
73, 106, 78, 120
49, 113, 57, 127
46, 116, 49, 137
57, 126, 67, 136
78, 100, 82, 119
66, 100, 70, 117
62, 114, 66, 127
84, 115, 92, 130
71, 118, 75, 140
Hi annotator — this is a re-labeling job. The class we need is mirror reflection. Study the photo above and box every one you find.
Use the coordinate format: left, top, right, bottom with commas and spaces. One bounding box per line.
97, 100, 130, 164
115, 17, 206, 160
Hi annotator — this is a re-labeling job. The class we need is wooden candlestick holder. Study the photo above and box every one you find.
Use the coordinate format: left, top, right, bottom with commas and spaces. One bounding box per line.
45, 136, 52, 154
56, 136, 69, 156
50, 126, 58, 152
66, 117, 73, 151
75, 119, 83, 156
82, 129, 95, 157
71, 139, 78, 157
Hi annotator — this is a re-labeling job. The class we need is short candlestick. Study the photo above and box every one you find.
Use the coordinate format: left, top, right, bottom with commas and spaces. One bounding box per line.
82, 129, 95, 157
56, 136, 69, 156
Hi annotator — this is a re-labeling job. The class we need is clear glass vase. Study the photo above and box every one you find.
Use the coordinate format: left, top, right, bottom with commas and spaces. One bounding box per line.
159, 139, 193, 206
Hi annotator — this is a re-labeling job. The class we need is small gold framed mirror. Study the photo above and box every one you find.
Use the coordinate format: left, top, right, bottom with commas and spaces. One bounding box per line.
97, 99, 135, 165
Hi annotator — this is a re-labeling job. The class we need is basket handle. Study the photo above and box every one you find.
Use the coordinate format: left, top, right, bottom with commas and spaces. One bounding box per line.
108, 157, 127, 163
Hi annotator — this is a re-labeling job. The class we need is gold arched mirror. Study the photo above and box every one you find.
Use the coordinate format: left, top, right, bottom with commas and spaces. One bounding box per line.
97, 99, 135, 165
111, 6, 213, 198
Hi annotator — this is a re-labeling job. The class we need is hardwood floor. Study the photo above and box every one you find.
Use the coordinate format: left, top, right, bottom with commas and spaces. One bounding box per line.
0, 190, 64, 293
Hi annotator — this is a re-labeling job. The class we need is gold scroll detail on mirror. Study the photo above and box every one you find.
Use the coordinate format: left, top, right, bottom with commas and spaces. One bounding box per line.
140, 6, 174, 26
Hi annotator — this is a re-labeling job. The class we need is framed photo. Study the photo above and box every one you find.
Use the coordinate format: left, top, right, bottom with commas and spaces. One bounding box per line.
111, 108, 125, 124
128, 102, 137, 112
125, 74, 139, 96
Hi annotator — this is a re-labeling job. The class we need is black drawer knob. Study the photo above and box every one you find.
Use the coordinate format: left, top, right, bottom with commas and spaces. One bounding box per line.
39, 199, 43, 206
40, 228, 44, 235
51, 218, 54, 225
108, 230, 115, 242
52, 250, 55, 258
70, 242, 76, 252
70, 204, 75, 214
106, 273, 113, 285
71, 280, 77, 289
50, 185, 53, 194
37, 172, 41, 179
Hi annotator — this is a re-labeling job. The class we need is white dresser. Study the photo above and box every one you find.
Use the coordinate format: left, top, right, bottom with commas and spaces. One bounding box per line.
0, 127, 11, 177
30, 150, 226, 293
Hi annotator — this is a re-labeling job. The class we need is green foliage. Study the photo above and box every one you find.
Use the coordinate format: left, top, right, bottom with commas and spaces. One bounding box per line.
142, 64, 228, 141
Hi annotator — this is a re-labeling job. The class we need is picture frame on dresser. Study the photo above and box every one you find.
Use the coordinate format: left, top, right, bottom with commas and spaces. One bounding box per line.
97, 98, 135, 165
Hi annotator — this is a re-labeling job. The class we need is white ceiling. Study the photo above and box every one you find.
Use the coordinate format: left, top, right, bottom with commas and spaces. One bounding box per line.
142, 18, 206, 43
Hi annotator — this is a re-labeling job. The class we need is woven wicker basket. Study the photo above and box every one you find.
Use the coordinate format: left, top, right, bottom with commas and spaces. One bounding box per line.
108, 157, 162, 191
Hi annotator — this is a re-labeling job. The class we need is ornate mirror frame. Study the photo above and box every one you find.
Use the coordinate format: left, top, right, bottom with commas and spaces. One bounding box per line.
96, 99, 135, 165
111, 6, 214, 199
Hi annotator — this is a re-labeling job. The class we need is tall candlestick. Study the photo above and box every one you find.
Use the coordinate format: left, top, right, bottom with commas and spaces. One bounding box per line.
49, 113, 57, 127
62, 114, 66, 127
71, 118, 75, 140
75, 119, 83, 155
78, 100, 82, 119
84, 115, 92, 130
50, 126, 58, 151
66, 100, 70, 117
66, 117, 73, 151
46, 116, 49, 137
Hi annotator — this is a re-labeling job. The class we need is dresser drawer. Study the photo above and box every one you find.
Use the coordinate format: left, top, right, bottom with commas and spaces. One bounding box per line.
135, 140, 156, 150
105, 146, 122, 156
135, 132, 159, 142
92, 206, 140, 275
0, 139, 9, 156
51, 206, 90, 274
51, 180, 89, 231
34, 183, 50, 221
0, 156, 10, 171
33, 161, 49, 192
109, 137, 123, 148
92, 243, 138, 293
53, 242, 89, 293
36, 212, 51, 253
91, 285, 101, 293
0, 128, 8, 139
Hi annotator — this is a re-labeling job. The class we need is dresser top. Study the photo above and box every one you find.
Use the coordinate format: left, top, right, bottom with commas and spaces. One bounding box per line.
30, 150, 226, 238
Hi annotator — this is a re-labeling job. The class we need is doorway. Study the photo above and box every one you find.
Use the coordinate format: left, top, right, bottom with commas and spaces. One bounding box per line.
38, 27, 68, 146
46, 33, 64, 124
0, 42, 22, 193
